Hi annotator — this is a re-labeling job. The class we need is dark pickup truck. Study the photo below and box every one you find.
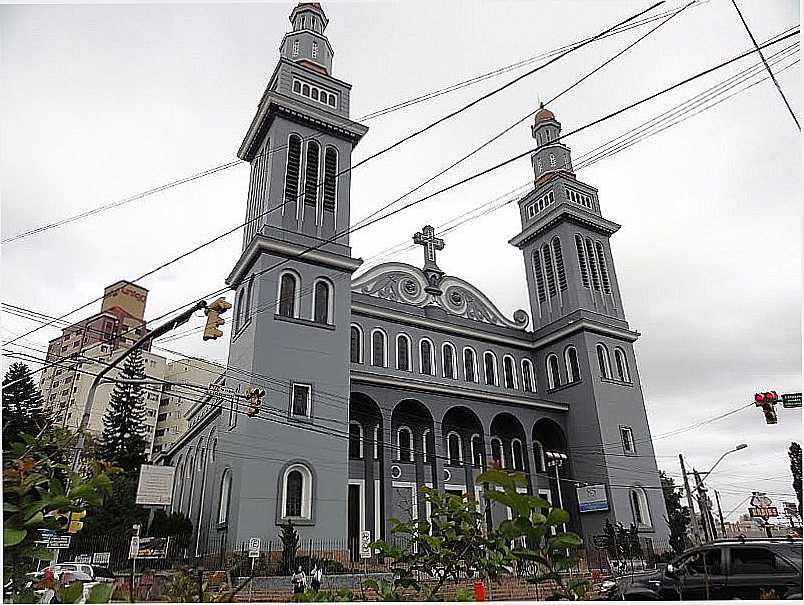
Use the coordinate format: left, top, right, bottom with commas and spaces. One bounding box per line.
619, 538, 802, 600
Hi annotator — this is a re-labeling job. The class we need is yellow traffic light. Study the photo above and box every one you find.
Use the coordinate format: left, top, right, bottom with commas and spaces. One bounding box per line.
245, 387, 266, 417
203, 297, 232, 341
67, 511, 86, 534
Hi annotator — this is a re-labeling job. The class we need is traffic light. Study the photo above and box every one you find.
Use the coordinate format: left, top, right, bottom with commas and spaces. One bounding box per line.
203, 297, 232, 341
755, 391, 779, 424
245, 387, 265, 417
67, 511, 86, 534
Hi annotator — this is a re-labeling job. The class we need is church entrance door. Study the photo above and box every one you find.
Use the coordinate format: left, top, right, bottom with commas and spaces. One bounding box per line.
348, 484, 360, 560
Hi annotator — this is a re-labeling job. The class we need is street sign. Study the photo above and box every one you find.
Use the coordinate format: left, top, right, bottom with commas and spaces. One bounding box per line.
592, 534, 610, 548
576, 484, 609, 513
782, 392, 802, 408
74, 554, 91, 564
35, 529, 57, 544
783, 502, 799, 517
47, 534, 72, 549
208, 383, 239, 406
135, 465, 175, 506
359, 530, 372, 559
248, 537, 261, 558
129, 536, 140, 559
92, 552, 111, 565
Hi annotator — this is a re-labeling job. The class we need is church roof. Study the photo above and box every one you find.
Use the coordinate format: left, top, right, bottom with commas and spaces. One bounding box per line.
351, 262, 530, 330
534, 104, 556, 124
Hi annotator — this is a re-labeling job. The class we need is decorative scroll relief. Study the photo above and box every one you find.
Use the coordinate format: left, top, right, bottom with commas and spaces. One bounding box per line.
352, 263, 529, 330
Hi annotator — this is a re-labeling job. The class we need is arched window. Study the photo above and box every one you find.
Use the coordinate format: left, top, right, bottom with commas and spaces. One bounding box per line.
442, 343, 457, 379
322, 147, 338, 214
575, 235, 590, 288
371, 330, 387, 367
511, 439, 525, 471
565, 346, 580, 383
447, 432, 462, 466
614, 348, 630, 382
503, 355, 517, 389
629, 487, 652, 527
419, 339, 434, 375
532, 250, 546, 303
312, 279, 332, 324
218, 469, 232, 525
595, 242, 612, 294
277, 271, 299, 318
303, 141, 320, 209
284, 134, 302, 206
396, 334, 411, 371
471, 434, 483, 467
596, 344, 612, 378
586, 238, 602, 291
483, 351, 498, 386
350, 324, 363, 363
552, 237, 567, 292
373, 425, 380, 460
521, 359, 535, 393
422, 429, 430, 463
397, 427, 413, 462
348, 423, 362, 459
546, 354, 561, 390
463, 348, 477, 383
542, 244, 557, 298
282, 464, 313, 519
490, 437, 504, 469
234, 289, 244, 333
244, 277, 254, 324
533, 440, 545, 472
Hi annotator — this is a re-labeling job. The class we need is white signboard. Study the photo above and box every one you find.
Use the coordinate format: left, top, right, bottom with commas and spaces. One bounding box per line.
577, 484, 609, 513
248, 538, 261, 558
359, 530, 372, 559
136, 464, 175, 506
74, 554, 91, 564
93, 552, 111, 565
129, 536, 140, 559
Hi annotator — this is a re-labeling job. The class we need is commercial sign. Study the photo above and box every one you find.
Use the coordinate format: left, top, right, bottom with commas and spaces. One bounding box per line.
47, 534, 72, 549
74, 554, 91, 564
749, 492, 778, 521
359, 531, 372, 559
576, 484, 609, 513
135, 464, 175, 506
783, 502, 799, 517
135, 537, 170, 559
93, 552, 111, 565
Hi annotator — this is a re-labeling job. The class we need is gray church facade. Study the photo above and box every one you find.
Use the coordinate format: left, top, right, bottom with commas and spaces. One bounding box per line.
159, 2, 670, 557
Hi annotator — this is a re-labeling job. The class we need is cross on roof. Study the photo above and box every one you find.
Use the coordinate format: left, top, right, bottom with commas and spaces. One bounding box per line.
413, 225, 444, 270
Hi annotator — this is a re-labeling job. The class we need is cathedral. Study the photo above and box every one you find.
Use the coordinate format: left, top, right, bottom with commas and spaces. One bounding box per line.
160, 2, 670, 556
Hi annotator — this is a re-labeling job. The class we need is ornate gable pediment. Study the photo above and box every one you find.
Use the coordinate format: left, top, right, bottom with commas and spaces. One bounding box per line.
351, 262, 529, 330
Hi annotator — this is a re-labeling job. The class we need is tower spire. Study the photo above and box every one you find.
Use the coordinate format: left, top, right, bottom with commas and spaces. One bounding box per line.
281, 2, 334, 75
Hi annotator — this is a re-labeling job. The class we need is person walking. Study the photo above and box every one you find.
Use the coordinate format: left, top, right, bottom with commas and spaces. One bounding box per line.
310, 565, 322, 592
291, 566, 306, 595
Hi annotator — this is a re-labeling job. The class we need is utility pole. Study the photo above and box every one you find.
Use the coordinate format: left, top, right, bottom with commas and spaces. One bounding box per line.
679, 454, 702, 544
693, 468, 716, 541
714, 490, 727, 537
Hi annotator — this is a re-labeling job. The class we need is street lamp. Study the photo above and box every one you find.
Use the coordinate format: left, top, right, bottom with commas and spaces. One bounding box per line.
701, 443, 748, 481
694, 444, 749, 541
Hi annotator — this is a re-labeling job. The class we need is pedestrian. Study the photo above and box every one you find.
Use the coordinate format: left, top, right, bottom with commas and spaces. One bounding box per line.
310, 565, 322, 592
291, 566, 306, 595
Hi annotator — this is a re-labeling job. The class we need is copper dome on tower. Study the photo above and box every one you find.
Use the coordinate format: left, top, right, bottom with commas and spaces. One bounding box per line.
534, 103, 556, 124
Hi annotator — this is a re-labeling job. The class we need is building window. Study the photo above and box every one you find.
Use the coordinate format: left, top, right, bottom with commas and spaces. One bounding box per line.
323, 148, 337, 213
350, 324, 363, 363
565, 346, 580, 383
371, 330, 387, 367
575, 235, 591, 288
349, 423, 362, 459
312, 41, 318, 58
303, 141, 320, 208
293, 79, 338, 109
292, 39, 299, 56
490, 437, 504, 468
483, 352, 498, 386
521, 359, 535, 393
629, 487, 651, 527
546, 354, 560, 390
552, 237, 567, 292
549, 153, 556, 167
277, 271, 299, 318
291, 383, 311, 417
614, 348, 630, 382
312, 279, 332, 324
533, 440, 545, 472
293, 80, 301, 93
596, 344, 612, 379
542, 244, 557, 298
471, 434, 483, 467
397, 427, 413, 462
586, 238, 602, 292
532, 250, 546, 303
282, 464, 313, 519
419, 339, 434, 375
373, 425, 380, 460
284, 134, 302, 207
595, 242, 612, 294
244, 277, 254, 324
442, 343, 456, 379
511, 439, 525, 471
463, 348, 477, 383
446, 432, 462, 466
218, 469, 232, 525
422, 429, 430, 463
502, 355, 517, 389
620, 426, 635, 454
396, 334, 411, 371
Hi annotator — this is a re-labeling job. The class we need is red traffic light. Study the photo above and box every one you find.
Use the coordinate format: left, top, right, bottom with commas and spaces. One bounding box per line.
755, 393, 765, 403
755, 391, 779, 405
765, 391, 779, 402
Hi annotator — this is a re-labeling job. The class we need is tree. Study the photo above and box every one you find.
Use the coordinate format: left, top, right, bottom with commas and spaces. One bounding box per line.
789, 442, 802, 515
279, 522, 300, 574
660, 470, 690, 553
369, 486, 513, 600
2, 362, 49, 444
97, 348, 149, 475
76, 474, 148, 546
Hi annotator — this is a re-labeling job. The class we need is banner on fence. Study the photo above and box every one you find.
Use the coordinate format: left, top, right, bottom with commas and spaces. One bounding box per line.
74, 554, 91, 564
135, 536, 170, 559
136, 465, 175, 506
47, 534, 71, 549
577, 484, 609, 513
92, 552, 111, 565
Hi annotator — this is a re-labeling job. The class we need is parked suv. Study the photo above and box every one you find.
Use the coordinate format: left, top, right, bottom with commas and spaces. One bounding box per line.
621, 538, 802, 600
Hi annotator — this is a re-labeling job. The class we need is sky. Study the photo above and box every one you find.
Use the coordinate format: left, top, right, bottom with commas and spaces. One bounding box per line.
1, 0, 801, 522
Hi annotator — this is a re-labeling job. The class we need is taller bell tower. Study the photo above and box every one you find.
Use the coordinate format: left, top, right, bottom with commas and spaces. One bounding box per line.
510, 106, 670, 544
217, 2, 368, 544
